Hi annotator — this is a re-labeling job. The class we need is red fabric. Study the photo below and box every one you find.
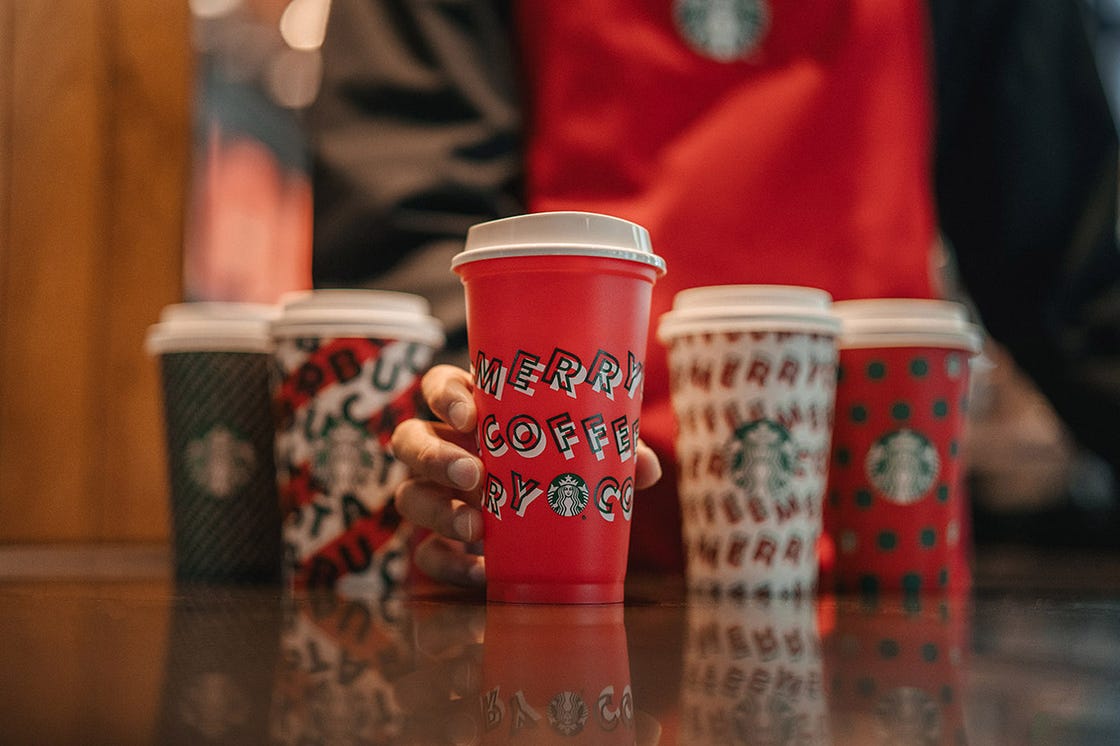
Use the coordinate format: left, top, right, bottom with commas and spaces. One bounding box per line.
515, 0, 939, 572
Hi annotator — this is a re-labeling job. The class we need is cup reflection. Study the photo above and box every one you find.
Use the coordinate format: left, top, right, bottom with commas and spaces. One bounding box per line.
823, 596, 969, 745
480, 604, 637, 744
679, 597, 831, 745
270, 591, 484, 744
157, 588, 283, 745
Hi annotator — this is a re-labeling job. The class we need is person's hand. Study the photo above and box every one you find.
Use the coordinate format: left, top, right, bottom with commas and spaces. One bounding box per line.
391, 364, 664, 587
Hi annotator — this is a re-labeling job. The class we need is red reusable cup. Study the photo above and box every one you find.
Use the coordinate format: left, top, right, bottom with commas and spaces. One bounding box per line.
452, 212, 667, 604
823, 300, 981, 595
480, 604, 635, 744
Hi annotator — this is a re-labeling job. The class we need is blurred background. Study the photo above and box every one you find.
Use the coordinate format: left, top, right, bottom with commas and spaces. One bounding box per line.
0, 0, 1118, 551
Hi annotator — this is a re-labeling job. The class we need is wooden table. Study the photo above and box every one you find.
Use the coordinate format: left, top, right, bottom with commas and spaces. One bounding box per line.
0, 544, 1118, 744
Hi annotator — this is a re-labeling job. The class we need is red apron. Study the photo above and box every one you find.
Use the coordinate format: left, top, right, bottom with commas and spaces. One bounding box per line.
516, 0, 938, 571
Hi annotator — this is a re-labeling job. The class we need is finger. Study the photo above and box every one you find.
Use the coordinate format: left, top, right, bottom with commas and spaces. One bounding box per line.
636, 709, 663, 746
396, 479, 484, 540
393, 652, 482, 715
421, 364, 477, 433
391, 418, 482, 491
412, 605, 487, 659
634, 439, 663, 490
415, 533, 486, 588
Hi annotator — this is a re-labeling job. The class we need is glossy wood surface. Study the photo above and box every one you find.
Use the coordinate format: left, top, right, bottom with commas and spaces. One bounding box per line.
0, 546, 1118, 745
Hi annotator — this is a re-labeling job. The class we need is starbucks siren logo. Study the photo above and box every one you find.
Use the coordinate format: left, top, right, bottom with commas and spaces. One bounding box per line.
312, 422, 376, 496
732, 690, 800, 745
186, 425, 254, 499
179, 672, 248, 740
728, 419, 796, 501
548, 691, 590, 736
673, 0, 771, 62
875, 687, 942, 744
547, 473, 590, 517
865, 429, 940, 504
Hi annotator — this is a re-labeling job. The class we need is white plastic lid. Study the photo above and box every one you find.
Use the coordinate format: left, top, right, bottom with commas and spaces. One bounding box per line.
145, 302, 278, 355
270, 289, 445, 348
451, 211, 667, 274
832, 298, 982, 352
657, 285, 841, 340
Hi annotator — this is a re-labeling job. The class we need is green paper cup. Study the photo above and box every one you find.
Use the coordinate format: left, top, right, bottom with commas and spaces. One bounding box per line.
146, 302, 283, 583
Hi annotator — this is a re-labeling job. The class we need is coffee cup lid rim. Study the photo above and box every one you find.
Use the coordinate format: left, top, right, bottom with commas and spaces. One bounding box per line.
145, 318, 274, 355
657, 307, 841, 340
158, 301, 279, 322
452, 211, 667, 274
832, 298, 967, 321
269, 289, 445, 347
671, 284, 833, 311
832, 299, 982, 352
270, 315, 446, 348
278, 288, 433, 315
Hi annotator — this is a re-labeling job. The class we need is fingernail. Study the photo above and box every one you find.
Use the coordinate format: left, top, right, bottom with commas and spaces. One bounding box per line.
448, 457, 480, 490
451, 658, 478, 694
452, 508, 477, 541
448, 400, 471, 431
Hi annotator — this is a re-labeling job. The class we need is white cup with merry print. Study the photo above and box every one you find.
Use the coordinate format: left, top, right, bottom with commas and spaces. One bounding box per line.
657, 286, 841, 598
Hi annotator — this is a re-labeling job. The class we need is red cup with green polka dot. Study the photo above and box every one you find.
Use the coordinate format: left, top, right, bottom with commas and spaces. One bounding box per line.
823, 300, 981, 595
823, 595, 969, 744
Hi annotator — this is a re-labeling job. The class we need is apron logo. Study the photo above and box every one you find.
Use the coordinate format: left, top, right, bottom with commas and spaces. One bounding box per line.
547, 473, 590, 517
865, 429, 940, 504
673, 0, 771, 62
728, 419, 795, 502
186, 425, 254, 499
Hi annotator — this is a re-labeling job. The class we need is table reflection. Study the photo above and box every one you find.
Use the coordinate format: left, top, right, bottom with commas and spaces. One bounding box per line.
481, 604, 635, 744
679, 598, 829, 745
824, 596, 967, 746
3, 566, 1120, 745
157, 587, 282, 745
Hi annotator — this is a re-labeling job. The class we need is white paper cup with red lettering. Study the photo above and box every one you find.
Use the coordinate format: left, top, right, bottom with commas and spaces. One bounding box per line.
658, 286, 840, 598
270, 290, 444, 592
452, 212, 667, 604
679, 598, 830, 745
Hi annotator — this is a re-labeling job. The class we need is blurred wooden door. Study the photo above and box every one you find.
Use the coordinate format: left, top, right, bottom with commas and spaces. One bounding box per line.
0, 2, 190, 542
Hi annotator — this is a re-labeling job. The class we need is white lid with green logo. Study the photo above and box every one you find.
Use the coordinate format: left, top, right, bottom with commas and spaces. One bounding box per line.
145, 302, 278, 355
832, 299, 982, 352
658, 284, 841, 340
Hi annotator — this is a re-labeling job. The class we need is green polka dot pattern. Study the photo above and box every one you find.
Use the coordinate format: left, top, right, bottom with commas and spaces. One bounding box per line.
878, 639, 901, 659
827, 344, 973, 594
